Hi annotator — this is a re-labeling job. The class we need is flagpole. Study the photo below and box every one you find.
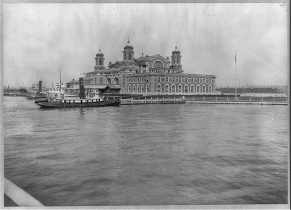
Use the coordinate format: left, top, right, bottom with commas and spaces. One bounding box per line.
59, 67, 62, 92
235, 51, 237, 101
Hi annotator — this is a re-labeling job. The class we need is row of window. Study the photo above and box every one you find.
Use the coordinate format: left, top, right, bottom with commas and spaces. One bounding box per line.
97, 77, 120, 85
156, 84, 213, 93
127, 84, 213, 93
128, 84, 150, 93
127, 76, 214, 84
127, 77, 150, 83
157, 77, 213, 84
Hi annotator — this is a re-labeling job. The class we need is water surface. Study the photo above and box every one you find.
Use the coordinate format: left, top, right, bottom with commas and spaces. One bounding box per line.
4, 97, 289, 205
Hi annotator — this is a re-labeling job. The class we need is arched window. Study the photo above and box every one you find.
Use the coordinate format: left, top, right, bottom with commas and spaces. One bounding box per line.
196, 85, 200, 92
171, 85, 176, 92
141, 84, 144, 92
178, 84, 182, 93
165, 84, 169, 93
107, 78, 111, 85
146, 84, 150, 92
154, 61, 163, 68
128, 85, 131, 92
132, 85, 136, 92
202, 85, 206, 92
137, 84, 140, 93
184, 85, 188, 93
209, 85, 212, 92
114, 77, 119, 85
191, 85, 194, 92
157, 84, 161, 92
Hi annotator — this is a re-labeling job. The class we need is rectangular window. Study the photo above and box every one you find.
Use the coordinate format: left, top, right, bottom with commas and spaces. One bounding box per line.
161, 77, 165, 83
100, 77, 103, 85
158, 77, 161, 82
166, 77, 169, 82
179, 77, 181, 83
182, 78, 185, 83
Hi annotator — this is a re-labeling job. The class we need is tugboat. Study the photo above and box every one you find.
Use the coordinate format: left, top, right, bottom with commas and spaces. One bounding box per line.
36, 76, 121, 109
36, 97, 121, 109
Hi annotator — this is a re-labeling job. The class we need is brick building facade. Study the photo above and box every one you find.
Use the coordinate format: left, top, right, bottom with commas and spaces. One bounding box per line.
67, 40, 217, 96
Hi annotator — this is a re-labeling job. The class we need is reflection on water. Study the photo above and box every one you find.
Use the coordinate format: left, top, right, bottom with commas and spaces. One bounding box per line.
4, 97, 289, 206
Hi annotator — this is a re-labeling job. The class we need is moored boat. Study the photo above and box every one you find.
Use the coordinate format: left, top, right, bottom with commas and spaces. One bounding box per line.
36, 98, 121, 108
35, 76, 121, 108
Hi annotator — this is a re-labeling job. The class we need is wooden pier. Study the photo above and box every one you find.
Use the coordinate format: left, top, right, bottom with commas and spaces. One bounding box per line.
185, 95, 288, 105
121, 96, 185, 105
119, 95, 288, 106
187, 101, 288, 105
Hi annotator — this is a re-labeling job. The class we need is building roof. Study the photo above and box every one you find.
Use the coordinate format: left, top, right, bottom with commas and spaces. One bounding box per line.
135, 54, 163, 61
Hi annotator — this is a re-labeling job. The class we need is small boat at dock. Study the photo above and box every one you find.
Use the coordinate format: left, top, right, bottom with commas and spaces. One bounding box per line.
36, 98, 121, 108
35, 77, 121, 108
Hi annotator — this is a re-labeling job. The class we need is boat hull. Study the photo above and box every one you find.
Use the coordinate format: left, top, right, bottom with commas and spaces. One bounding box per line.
36, 99, 121, 109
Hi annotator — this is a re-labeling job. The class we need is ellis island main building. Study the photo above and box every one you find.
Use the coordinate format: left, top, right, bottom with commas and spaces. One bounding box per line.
67, 40, 217, 96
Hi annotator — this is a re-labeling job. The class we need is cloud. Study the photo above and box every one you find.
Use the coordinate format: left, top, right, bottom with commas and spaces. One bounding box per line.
3, 3, 288, 88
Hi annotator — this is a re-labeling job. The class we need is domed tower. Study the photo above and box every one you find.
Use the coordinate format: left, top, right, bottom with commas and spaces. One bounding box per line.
123, 38, 134, 61
171, 45, 182, 69
94, 49, 105, 71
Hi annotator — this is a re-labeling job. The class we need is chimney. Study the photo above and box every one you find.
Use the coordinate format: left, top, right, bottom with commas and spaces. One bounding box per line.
38, 81, 42, 93
79, 77, 85, 99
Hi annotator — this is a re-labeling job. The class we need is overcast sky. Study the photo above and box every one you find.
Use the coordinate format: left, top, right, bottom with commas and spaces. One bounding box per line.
3, 3, 288, 88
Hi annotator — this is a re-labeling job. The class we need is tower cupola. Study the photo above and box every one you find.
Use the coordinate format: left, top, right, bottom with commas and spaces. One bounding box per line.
95, 49, 105, 71
171, 45, 182, 68
123, 38, 134, 61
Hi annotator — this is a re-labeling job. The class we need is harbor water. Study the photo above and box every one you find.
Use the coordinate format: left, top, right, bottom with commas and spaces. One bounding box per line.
4, 96, 289, 206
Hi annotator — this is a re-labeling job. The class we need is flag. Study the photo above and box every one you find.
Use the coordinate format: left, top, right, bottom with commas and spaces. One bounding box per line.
235, 52, 237, 63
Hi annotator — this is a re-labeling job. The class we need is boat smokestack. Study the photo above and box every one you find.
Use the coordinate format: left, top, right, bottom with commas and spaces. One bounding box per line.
38, 81, 42, 93
79, 76, 85, 99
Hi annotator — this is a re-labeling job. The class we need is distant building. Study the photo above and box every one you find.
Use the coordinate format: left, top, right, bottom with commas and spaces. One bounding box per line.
67, 40, 217, 96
